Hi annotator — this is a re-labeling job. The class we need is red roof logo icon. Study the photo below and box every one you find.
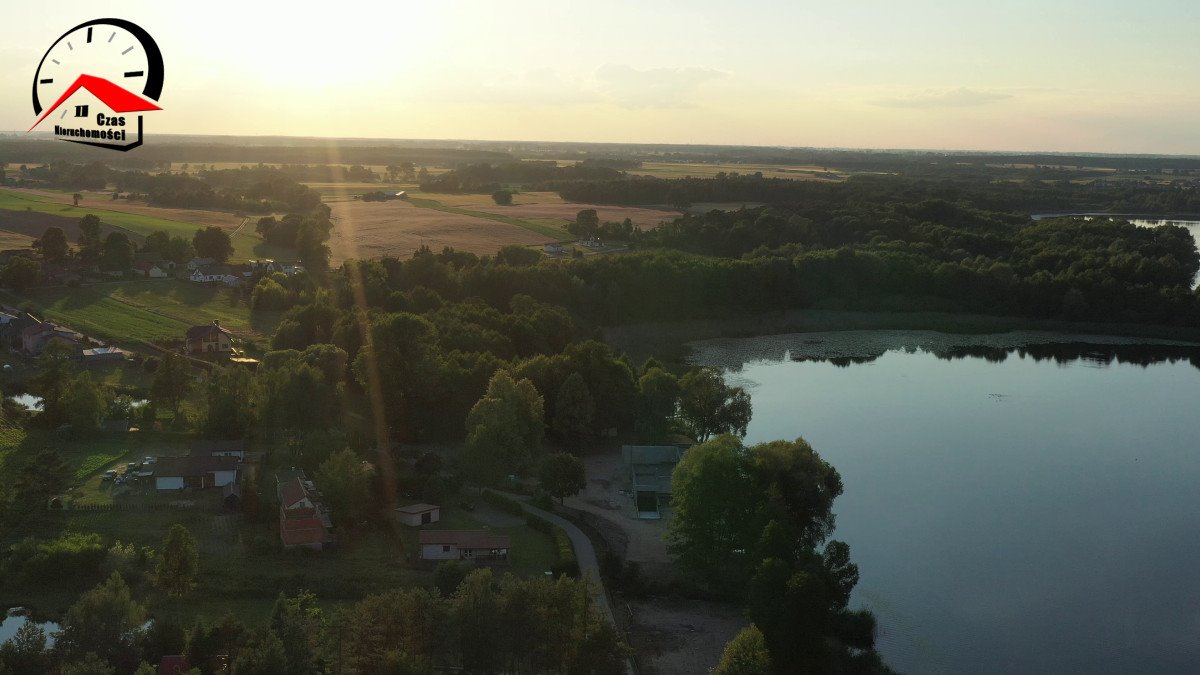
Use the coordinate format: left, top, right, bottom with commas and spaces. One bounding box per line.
29, 73, 161, 132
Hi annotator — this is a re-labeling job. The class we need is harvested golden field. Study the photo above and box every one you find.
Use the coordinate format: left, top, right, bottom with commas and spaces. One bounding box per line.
418, 191, 568, 207
417, 190, 679, 229
469, 202, 680, 230
328, 200, 554, 263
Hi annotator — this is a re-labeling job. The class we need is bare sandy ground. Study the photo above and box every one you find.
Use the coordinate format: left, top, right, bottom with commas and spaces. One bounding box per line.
563, 450, 673, 570
622, 597, 746, 675
328, 199, 553, 263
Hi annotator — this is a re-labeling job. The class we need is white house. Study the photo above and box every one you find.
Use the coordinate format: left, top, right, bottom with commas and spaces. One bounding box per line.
395, 503, 440, 527
190, 265, 243, 286
418, 530, 510, 563
154, 455, 240, 490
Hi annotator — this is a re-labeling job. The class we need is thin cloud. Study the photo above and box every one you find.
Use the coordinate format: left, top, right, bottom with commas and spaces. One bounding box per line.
872, 87, 1012, 109
594, 64, 728, 109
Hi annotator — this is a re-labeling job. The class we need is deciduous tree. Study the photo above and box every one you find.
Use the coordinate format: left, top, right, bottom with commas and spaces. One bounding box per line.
192, 226, 233, 263
1, 256, 40, 291
316, 448, 373, 527
151, 353, 191, 416
156, 524, 199, 596
538, 452, 586, 504
713, 624, 771, 675
678, 367, 751, 442
552, 372, 594, 446
464, 370, 544, 485
56, 572, 147, 667
37, 226, 69, 261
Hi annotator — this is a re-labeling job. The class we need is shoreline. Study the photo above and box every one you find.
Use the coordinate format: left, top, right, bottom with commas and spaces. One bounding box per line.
602, 309, 1200, 366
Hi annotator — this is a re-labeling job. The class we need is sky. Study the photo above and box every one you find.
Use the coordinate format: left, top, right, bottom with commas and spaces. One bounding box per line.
2, 0, 1199, 154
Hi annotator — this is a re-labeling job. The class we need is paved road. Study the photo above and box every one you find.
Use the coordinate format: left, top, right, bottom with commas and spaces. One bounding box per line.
497, 492, 634, 673
507, 495, 614, 623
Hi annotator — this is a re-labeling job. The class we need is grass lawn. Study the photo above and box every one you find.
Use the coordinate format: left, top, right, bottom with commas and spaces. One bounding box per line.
0, 279, 278, 345
0, 189, 201, 239
400, 504, 559, 578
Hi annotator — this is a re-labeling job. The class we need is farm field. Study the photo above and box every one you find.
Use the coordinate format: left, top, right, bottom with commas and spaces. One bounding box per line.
468, 200, 679, 230
0, 279, 275, 345
631, 161, 847, 181
10, 188, 243, 230
327, 199, 558, 262
0, 188, 236, 239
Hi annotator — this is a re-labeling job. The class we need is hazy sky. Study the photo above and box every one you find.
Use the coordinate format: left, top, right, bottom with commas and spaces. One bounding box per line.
2, 0, 1199, 154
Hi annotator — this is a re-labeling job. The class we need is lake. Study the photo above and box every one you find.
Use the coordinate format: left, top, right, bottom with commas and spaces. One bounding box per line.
692, 330, 1200, 674
0, 609, 58, 646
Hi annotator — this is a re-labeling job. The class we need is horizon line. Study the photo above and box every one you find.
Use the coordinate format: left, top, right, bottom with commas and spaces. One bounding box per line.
2, 130, 1199, 160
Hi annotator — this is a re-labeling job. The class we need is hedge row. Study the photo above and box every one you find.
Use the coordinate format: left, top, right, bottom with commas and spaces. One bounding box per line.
481, 489, 525, 516
482, 489, 579, 578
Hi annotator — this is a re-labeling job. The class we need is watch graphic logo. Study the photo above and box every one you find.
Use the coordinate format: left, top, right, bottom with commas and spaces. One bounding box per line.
28, 18, 164, 152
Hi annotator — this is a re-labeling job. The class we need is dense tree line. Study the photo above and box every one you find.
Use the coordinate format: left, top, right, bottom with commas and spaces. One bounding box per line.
115, 165, 324, 213
419, 161, 622, 193
557, 172, 1200, 215
0, 568, 626, 674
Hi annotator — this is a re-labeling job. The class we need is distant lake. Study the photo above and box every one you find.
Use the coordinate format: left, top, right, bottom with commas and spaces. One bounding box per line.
692, 330, 1200, 674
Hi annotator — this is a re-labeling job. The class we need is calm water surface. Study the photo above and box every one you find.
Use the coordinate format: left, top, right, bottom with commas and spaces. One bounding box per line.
698, 332, 1200, 674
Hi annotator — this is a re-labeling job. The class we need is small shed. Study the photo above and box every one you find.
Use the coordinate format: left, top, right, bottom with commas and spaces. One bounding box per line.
396, 503, 440, 527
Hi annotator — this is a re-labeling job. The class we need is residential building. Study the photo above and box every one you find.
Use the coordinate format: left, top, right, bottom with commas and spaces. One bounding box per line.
276, 472, 333, 550
154, 454, 240, 490
185, 320, 232, 354
418, 530, 511, 564
21, 321, 83, 356
190, 439, 246, 459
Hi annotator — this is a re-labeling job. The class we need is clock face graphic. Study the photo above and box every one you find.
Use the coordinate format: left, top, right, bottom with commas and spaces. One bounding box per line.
30, 18, 164, 151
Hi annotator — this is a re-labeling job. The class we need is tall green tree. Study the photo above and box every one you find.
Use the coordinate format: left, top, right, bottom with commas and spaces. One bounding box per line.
232, 629, 288, 675
37, 226, 69, 261
538, 452, 586, 504
55, 572, 147, 667
101, 232, 134, 271
637, 367, 680, 442
156, 524, 199, 596
202, 367, 258, 439
60, 371, 106, 435
316, 448, 373, 528
0, 256, 40, 291
77, 214, 103, 265
163, 236, 195, 265
552, 371, 594, 446
12, 449, 70, 512
151, 353, 191, 415
0, 621, 49, 673
269, 591, 324, 675
678, 367, 752, 442
464, 370, 544, 485
453, 569, 500, 674
192, 226, 234, 262
29, 341, 79, 428
667, 435, 843, 588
